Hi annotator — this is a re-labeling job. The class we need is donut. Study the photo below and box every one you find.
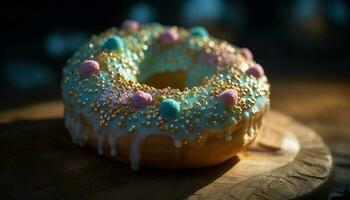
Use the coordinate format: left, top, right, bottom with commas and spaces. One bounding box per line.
62, 21, 270, 170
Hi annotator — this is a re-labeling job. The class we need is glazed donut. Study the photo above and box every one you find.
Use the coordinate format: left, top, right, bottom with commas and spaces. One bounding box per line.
62, 21, 270, 170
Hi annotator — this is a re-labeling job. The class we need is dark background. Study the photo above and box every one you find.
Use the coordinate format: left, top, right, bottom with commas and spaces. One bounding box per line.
1, 0, 349, 109
1, 1, 350, 198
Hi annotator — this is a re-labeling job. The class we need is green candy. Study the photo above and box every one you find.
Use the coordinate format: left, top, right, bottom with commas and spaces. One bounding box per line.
190, 26, 208, 37
159, 99, 180, 119
103, 36, 124, 51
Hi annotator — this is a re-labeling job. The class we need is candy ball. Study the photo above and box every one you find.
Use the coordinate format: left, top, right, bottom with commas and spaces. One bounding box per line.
190, 26, 208, 37
131, 91, 153, 109
218, 89, 238, 106
103, 36, 124, 51
79, 60, 100, 77
158, 29, 179, 45
159, 99, 180, 119
246, 64, 264, 78
241, 48, 253, 60
122, 20, 140, 31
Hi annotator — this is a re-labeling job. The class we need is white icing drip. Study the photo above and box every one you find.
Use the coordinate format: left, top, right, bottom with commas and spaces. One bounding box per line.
225, 125, 235, 141
62, 84, 269, 170
243, 121, 249, 135
243, 111, 250, 119
61, 25, 271, 171
130, 133, 146, 171
243, 132, 250, 145
248, 118, 254, 137
64, 112, 73, 141
64, 112, 86, 147
253, 117, 258, 130
225, 133, 232, 141
63, 101, 269, 170
242, 116, 251, 145
97, 133, 105, 155
108, 133, 117, 156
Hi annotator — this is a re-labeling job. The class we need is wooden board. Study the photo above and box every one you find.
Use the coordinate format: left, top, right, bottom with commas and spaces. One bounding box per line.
0, 101, 333, 199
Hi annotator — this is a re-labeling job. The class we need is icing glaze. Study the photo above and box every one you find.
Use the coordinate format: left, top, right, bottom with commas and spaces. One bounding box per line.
62, 22, 270, 170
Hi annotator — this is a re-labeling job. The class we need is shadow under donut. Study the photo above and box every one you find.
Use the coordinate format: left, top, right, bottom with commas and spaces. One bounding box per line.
0, 118, 239, 199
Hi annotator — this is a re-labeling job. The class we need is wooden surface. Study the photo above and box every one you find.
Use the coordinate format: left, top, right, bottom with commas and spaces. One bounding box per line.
270, 79, 350, 199
0, 101, 333, 199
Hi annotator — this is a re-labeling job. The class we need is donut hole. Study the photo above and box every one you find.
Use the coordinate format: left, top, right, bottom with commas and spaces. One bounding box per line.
142, 70, 188, 90
138, 46, 215, 90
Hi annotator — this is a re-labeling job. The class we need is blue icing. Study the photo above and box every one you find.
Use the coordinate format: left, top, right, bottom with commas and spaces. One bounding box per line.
110, 60, 137, 81
138, 44, 194, 82
187, 63, 216, 87
135, 33, 217, 85
62, 23, 270, 142
104, 36, 124, 51
255, 96, 268, 108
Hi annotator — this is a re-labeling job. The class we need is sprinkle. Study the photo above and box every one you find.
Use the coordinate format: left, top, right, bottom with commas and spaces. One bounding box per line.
159, 99, 180, 119
131, 91, 153, 109
198, 48, 237, 68
103, 36, 124, 51
218, 89, 238, 106
64, 24, 270, 138
79, 60, 100, 77
190, 26, 208, 37
246, 64, 264, 78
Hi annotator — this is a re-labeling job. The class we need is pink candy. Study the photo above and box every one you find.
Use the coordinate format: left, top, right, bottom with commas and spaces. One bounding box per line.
241, 48, 253, 60
158, 29, 179, 46
79, 60, 100, 77
122, 20, 140, 31
246, 64, 264, 78
218, 89, 238, 106
131, 91, 153, 109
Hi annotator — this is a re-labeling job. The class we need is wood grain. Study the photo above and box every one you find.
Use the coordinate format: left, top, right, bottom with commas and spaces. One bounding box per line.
0, 101, 333, 199
270, 79, 350, 198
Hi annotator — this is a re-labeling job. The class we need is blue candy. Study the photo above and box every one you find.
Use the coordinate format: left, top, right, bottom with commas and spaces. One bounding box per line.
190, 26, 208, 37
159, 99, 180, 119
103, 36, 124, 51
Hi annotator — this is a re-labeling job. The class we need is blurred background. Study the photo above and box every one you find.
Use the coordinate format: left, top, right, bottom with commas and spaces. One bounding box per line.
0, 0, 349, 109
0, 0, 350, 198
